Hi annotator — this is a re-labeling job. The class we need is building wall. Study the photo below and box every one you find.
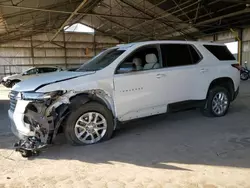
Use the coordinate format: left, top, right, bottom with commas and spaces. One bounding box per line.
0, 32, 119, 78
198, 26, 250, 68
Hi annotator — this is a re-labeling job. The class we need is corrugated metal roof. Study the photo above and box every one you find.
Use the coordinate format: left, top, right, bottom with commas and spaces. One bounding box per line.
0, 0, 250, 43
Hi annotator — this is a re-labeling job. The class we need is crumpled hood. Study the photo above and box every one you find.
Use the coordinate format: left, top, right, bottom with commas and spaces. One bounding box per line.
13, 71, 95, 92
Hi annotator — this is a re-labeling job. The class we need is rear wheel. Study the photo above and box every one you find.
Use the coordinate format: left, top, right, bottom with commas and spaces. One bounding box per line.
64, 102, 114, 145
240, 72, 249, 81
202, 86, 230, 117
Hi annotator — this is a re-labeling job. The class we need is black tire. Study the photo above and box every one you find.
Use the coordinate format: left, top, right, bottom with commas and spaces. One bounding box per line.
10, 80, 20, 87
64, 102, 114, 145
240, 72, 249, 81
202, 86, 230, 117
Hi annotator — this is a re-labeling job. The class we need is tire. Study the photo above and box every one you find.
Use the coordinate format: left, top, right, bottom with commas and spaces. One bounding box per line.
202, 86, 230, 117
10, 80, 20, 87
64, 102, 114, 145
240, 72, 249, 81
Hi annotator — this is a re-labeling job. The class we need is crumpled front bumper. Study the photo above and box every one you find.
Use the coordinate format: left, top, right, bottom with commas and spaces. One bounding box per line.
1, 79, 11, 87
8, 101, 35, 139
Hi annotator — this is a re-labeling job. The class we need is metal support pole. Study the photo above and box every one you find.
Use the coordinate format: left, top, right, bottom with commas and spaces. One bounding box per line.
63, 31, 67, 68
238, 29, 243, 65
3, 65, 6, 76
230, 28, 242, 64
30, 36, 34, 66
213, 34, 217, 41
93, 32, 97, 56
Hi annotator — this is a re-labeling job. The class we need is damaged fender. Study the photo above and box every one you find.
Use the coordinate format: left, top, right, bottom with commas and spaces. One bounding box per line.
22, 90, 115, 145
12, 72, 117, 153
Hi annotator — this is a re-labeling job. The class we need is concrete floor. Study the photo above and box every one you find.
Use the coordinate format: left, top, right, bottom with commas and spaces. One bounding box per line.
0, 82, 250, 188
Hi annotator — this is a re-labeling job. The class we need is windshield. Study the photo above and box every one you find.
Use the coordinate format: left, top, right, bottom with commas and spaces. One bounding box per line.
77, 48, 125, 72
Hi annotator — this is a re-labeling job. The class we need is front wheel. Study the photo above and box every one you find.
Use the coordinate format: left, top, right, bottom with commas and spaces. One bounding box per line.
10, 80, 20, 87
64, 102, 114, 145
202, 86, 230, 117
240, 72, 249, 81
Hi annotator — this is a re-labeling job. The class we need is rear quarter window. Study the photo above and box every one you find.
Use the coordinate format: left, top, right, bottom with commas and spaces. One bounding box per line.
204, 45, 235, 61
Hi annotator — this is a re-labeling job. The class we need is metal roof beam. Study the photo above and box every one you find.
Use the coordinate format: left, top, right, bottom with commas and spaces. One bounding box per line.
119, 0, 202, 32
219, 0, 250, 4
0, 4, 150, 20
49, 0, 88, 42
119, 0, 195, 40
148, 8, 250, 40
99, 16, 153, 39
196, 8, 250, 26
1, 0, 81, 19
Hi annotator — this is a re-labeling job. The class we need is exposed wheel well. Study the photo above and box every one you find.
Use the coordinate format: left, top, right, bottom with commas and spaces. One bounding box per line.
69, 93, 112, 112
207, 77, 235, 100
11, 79, 21, 83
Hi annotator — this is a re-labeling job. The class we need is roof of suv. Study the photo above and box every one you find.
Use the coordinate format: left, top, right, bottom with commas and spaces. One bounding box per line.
117, 40, 225, 49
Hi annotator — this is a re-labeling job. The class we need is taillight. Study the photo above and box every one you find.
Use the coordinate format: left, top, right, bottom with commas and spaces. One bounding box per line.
231, 64, 242, 71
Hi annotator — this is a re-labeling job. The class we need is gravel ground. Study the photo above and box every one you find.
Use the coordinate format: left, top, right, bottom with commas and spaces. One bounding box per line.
0, 82, 250, 188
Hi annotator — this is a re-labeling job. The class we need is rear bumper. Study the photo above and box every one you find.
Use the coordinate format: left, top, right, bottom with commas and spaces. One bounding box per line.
232, 87, 239, 101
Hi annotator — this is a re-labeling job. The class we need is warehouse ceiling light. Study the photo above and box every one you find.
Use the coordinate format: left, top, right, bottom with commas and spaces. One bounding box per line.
64, 23, 94, 33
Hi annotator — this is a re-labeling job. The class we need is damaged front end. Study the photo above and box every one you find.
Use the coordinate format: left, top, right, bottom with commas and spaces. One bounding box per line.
9, 90, 70, 157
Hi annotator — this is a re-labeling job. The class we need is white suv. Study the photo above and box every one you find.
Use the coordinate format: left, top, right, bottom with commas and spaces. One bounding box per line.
8, 41, 240, 157
1, 66, 62, 88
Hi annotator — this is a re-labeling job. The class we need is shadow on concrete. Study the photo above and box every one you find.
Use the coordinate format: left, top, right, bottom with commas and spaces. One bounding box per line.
33, 104, 250, 171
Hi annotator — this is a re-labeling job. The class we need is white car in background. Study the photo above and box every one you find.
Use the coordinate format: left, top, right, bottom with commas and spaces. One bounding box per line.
1, 66, 62, 88
8, 41, 240, 157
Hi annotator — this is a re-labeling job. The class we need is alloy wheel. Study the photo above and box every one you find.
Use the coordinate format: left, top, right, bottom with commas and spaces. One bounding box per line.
212, 92, 229, 116
74, 112, 107, 144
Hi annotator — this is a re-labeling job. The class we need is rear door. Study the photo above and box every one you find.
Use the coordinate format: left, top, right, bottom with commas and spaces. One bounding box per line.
202, 44, 239, 94
160, 43, 203, 103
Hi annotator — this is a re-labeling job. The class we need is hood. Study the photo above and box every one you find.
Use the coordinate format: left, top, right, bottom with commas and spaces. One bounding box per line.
13, 71, 95, 92
2, 74, 19, 81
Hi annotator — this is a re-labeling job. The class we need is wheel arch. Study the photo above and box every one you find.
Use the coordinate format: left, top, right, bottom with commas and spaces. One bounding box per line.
68, 90, 115, 116
54, 90, 116, 135
207, 77, 235, 100
10, 79, 21, 82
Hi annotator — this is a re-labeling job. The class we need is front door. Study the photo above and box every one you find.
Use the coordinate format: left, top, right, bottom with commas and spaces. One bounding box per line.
113, 45, 167, 121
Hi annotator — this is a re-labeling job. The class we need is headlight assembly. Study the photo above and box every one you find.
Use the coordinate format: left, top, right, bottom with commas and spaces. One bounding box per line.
18, 91, 64, 101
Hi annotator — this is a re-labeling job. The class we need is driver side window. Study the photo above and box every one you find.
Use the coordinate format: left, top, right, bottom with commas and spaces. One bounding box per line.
116, 45, 161, 74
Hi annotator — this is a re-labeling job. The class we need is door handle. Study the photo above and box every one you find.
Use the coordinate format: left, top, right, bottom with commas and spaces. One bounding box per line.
200, 68, 208, 73
156, 74, 166, 78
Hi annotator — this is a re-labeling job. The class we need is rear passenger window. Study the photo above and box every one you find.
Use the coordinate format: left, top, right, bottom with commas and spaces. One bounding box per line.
161, 44, 201, 67
204, 45, 235, 60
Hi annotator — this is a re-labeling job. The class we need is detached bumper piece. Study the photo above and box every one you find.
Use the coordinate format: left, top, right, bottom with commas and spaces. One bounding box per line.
13, 109, 54, 157
12, 103, 69, 158
13, 109, 52, 157
14, 137, 45, 157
